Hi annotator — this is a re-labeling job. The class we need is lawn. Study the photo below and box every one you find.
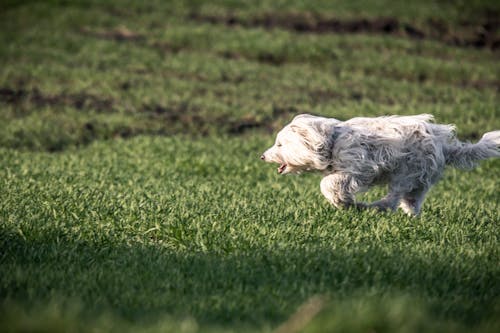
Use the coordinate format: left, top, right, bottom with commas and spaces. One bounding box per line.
1, 1, 499, 332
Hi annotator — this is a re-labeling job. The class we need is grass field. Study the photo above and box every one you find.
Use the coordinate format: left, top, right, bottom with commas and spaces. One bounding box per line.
1, 1, 499, 332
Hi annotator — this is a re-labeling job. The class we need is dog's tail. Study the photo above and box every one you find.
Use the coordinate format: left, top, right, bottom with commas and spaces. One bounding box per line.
444, 130, 500, 169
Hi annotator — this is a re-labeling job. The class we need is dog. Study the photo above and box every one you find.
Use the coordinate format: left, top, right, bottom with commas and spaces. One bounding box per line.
261, 114, 499, 215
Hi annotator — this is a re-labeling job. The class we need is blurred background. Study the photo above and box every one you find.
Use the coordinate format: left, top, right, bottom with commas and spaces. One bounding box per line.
1, 0, 499, 151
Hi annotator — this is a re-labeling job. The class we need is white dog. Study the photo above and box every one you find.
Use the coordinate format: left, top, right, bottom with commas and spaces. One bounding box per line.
261, 114, 499, 215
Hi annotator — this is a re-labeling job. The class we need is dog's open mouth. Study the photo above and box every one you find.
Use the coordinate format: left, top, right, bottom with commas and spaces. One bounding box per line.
278, 163, 287, 174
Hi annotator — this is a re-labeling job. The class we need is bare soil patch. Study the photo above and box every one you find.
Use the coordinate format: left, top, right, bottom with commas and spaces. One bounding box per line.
79, 26, 145, 42
189, 12, 400, 34
188, 12, 500, 51
0, 87, 114, 111
140, 102, 297, 135
1, 86, 301, 150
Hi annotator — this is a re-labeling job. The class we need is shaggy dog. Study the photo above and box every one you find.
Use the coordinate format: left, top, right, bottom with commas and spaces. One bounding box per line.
261, 114, 499, 215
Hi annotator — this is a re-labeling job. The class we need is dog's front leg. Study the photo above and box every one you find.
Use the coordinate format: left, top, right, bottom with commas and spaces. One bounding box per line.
320, 173, 364, 209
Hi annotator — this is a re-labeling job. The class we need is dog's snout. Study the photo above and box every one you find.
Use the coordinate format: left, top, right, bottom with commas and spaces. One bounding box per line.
260, 154, 265, 160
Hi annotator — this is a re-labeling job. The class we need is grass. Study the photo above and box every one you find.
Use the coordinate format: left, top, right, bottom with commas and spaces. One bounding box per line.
1, 0, 499, 150
1, 0, 499, 332
1, 136, 499, 332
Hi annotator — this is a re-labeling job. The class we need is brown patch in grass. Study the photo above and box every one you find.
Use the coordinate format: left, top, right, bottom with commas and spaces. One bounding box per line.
0, 86, 298, 137
80, 26, 145, 42
227, 119, 266, 134
219, 50, 286, 66
0, 87, 114, 111
190, 12, 401, 35
226, 105, 299, 134
188, 11, 500, 51
140, 102, 297, 135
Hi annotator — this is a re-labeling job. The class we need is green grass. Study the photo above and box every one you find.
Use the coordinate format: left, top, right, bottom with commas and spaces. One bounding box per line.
1, 136, 499, 332
1, 0, 500, 332
1, 0, 499, 150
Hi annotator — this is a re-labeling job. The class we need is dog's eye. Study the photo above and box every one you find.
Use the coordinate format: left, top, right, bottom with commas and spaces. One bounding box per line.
276, 143, 282, 147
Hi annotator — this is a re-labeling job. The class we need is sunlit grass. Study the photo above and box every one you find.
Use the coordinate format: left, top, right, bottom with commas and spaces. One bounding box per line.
1, 0, 499, 332
1, 136, 499, 332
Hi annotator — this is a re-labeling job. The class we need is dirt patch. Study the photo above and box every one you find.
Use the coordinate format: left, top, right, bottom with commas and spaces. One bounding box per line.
461, 79, 500, 91
221, 50, 287, 65
79, 26, 145, 42
441, 14, 500, 49
0, 86, 297, 137
226, 106, 298, 134
141, 101, 298, 136
188, 12, 500, 51
141, 102, 199, 123
190, 12, 401, 35
256, 52, 287, 66
79, 27, 192, 57
0, 87, 114, 111
227, 119, 266, 134
1, 89, 295, 151
373, 69, 500, 92
403, 24, 425, 39
0, 87, 27, 104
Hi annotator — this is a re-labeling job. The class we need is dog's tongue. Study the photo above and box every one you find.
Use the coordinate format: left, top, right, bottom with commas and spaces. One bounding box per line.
278, 164, 287, 174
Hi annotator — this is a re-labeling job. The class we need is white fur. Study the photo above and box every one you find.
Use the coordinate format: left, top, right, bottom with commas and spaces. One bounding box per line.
261, 114, 499, 216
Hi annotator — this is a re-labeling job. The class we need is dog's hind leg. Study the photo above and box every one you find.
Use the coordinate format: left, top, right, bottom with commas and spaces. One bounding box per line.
320, 173, 365, 209
368, 192, 402, 212
399, 187, 429, 216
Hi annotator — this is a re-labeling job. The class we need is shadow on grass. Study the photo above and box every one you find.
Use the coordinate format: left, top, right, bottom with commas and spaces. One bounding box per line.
0, 229, 498, 329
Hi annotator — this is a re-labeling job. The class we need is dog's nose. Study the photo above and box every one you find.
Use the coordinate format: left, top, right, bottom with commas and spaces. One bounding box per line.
260, 155, 265, 160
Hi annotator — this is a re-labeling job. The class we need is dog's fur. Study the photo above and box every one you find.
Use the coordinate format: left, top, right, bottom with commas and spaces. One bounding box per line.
261, 114, 500, 215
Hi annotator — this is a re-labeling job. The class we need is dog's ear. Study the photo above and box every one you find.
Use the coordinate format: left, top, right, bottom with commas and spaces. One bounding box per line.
290, 124, 325, 151
290, 124, 310, 138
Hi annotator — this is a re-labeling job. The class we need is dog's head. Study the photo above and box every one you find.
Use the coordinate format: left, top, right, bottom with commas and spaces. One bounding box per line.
261, 114, 341, 174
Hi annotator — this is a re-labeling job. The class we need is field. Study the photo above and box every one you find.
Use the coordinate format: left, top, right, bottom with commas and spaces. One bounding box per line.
1, 1, 499, 332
